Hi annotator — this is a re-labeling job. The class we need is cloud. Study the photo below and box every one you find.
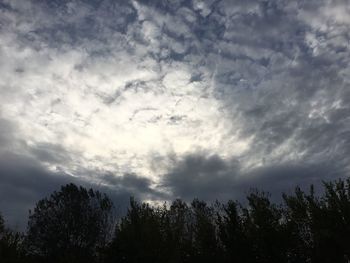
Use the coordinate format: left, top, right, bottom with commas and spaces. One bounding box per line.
0, 0, 350, 228
0, 151, 80, 230
101, 172, 166, 200
162, 153, 240, 201
0, 117, 16, 148
0, 150, 162, 231
0, 116, 162, 230
1, 0, 247, 179
162, 152, 348, 204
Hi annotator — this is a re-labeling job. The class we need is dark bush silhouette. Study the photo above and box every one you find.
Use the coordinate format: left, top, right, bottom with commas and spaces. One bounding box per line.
2, 178, 350, 262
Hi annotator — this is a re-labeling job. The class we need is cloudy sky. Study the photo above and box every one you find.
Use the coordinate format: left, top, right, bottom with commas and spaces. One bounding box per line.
1, 0, 350, 229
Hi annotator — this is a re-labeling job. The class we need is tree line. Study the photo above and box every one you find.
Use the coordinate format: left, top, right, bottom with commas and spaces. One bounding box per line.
1, 178, 350, 263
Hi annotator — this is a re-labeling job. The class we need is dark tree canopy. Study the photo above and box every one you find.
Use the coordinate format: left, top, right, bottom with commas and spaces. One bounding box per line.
106, 180, 350, 263
25, 183, 114, 263
2, 178, 350, 263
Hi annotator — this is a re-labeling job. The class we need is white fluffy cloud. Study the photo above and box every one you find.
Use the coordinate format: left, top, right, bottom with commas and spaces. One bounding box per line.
0, 0, 252, 183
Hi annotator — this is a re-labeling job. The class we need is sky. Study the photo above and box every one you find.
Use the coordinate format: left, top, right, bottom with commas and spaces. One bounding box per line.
0, 0, 350, 229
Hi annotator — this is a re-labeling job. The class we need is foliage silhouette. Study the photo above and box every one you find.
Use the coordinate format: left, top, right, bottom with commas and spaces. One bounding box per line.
25, 183, 114, 263
2, 178, 350, 262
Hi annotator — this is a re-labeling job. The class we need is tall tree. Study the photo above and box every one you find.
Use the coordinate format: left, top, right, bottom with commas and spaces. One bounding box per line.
315, 180, 350, 262
242, 190, 288, 263
216, 200, 248, 263
166, 199, 194, 263
108, 197, 167, 263
190, 199, 219, 263
283, 186, 314, 263
25, 183, 114, 263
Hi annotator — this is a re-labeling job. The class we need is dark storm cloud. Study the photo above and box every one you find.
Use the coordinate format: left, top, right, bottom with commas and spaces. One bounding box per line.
245, 162, 345, 196
162, 153, 348, 203
0, 152, 80, 230
162, 153, 241, 201
101, 172, 166, 200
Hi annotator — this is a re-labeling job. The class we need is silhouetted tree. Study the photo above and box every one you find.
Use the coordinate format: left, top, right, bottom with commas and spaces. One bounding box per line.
190, 199, 219, 263
216, 200, 248, 263
283, 186, 314, 262
3, 177, 350, 263
283, 181, 350, 263
166, 199, 194, 263
0, 213, 24, 263
242, 190, 288, 263
108, 197, 167, 263
25, 183, 114, 263
313, 180, 350, 262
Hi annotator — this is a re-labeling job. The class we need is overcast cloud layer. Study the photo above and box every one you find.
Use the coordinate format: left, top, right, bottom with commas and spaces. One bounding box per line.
0, 0, 350, 228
